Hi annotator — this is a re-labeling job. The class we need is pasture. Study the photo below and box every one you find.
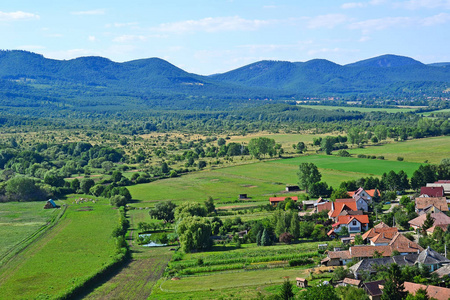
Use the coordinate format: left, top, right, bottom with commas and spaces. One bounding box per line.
0, 201, 60, 264
0, 196, 119, 299
296, 104, 415, 113
346, 136, 450, 164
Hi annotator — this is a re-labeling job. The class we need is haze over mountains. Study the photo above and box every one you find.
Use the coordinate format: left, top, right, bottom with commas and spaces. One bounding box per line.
0, 50, 449, 108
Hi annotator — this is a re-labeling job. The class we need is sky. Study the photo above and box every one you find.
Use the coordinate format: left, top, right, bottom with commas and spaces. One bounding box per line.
1, 0, 450, 75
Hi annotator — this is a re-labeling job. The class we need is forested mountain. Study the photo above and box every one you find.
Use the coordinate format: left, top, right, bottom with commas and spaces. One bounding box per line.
0, 50, 449, 111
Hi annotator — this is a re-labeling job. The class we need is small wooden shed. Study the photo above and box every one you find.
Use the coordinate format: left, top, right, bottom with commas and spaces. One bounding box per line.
296, 277, 308, 288
238, 194, 247, 199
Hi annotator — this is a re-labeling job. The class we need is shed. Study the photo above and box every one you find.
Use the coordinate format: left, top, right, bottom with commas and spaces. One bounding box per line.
296, 277, 308, 288
238, 194, 248, 199
286, 185, 300, 192
44, 199, 57, 209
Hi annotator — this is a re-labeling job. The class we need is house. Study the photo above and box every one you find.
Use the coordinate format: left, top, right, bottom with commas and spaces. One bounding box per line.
432, 263, 450, 278
269, 196, 298, 206
363, 280, 385, 300
415, 197, 448, 214
408, 212, 450, 231
328, 200, 358, 221
421, 186, 445, 198
348, 187, 379, 203
302, 200, 317, 210
427, 180, 450, 195
315, 201, 332, 213
296, 277, 308, 288
323, 233, 423, 266
331, 215, 369, 234
286, 185, 300, 192
361, 225, 398, 244
349, 254, 419, 279
416, 246, 450, 271
403, 282, 450, 300
335, 197, 368, 212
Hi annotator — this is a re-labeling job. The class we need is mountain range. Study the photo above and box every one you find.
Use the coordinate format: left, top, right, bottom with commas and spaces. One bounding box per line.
0, 50, 449, 109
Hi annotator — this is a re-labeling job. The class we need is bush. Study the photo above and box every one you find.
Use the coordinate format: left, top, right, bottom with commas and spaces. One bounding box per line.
288, 258, 313, 267
397, 157, 404, 161
377, 156, 385, 160
337, 150, 351, 157
279, 232, 294, 244
110, 195, 127, 207
357, 154, 367, 158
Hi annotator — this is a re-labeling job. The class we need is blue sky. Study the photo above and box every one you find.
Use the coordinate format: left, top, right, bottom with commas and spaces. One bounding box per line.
1, 0, 450, 74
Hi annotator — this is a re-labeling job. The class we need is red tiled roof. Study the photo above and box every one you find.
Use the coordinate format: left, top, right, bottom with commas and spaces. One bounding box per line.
269, 196, 298, 203
317, 201, 332, 213
329, 201, 358, 218
421, 186, 444, 197
389, 232, 423, 253
335, 198, 355, 202
415, 197, 448, 212
349, 245, 393, 258
409, 212, 450, 228
337, 215, 369, 225
403, 282, 450, 300
328, 250, 351, 259
374, 221, 390, 229
343, 278, 361, 286
366, 189, 379, 197
362, 227, 398, 241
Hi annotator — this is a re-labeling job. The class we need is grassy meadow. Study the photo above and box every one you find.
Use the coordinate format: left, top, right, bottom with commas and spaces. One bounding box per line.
296, 104, 416, 113
0, 201, 60, 263
0, 196, 119, 299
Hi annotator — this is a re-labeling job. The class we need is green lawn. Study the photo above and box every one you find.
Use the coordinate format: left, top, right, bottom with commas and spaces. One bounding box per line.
0, 196, 119, 299
346, 136, 450, 164
0, 201, 60, 262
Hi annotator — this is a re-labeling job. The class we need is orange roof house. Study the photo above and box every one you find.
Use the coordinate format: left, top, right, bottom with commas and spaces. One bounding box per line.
415, 197, 448, 214
269, 196, 298, 205
402, 282, 450, 300
328, 201, 358, 219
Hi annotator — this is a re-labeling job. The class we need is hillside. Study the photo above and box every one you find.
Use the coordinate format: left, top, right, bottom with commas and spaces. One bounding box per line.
0, 50, 449, 111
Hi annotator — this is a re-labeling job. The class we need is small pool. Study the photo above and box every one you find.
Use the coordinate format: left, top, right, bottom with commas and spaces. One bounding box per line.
139, 234, 167, 247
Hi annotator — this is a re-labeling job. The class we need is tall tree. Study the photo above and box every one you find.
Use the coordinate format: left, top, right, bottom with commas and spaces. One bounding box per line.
297, 162, 321, 193
381, 264, 407, 300
248, 137, 276, 159
279, 278, 295, 300
204, 196, 215, 214
321, 136, 335, 155
289, 213, 300, 239
149, 201, 177, 222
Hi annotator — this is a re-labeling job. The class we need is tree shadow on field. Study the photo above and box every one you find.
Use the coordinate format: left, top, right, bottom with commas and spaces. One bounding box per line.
71, 258, 133, 300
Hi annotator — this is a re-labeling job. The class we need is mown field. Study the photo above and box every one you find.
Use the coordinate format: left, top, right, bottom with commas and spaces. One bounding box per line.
346, 135, 450, 164
0, 196, 119, 299
0, 201, 60, 263
128, 152, 424, 208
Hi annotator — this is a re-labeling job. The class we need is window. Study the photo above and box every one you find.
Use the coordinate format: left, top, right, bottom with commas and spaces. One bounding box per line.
352, 221, 357, 226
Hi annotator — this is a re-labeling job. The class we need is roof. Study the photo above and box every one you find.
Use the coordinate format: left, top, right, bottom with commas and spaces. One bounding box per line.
364, 280, 385, 297
269, 196, 298, 203
343, 278, 360, 286
416, 246, 450, 265
374, 221, 390, 229
316, 201, 332, 213
296, 277, 307, 282
389, 232, 423, 253
403, 282, 450, 300
415, 197, 448, 212
426, 224, 448, 234
328, 250, 352, 260
408, 212, 450, 228
349, 245, 393, 258
370, 229, 398, 245
328, 201, 358, 218
421, 186, 445, 197
336, 214, 369, 225
432, 263, 450, 278
335, 198, 356, 202
350, 254, 418, 274
362, 226, 397, 241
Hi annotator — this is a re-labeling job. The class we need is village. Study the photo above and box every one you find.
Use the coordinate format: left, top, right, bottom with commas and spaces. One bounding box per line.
266, 180, 450, 299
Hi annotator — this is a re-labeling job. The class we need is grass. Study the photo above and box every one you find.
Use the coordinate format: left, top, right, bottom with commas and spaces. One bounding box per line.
0, 196, 119, 299
346, 136, 450, 164
0, 201, 60, 262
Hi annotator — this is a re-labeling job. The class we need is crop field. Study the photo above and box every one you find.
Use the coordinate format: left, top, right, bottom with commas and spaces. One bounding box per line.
346, 136, 450, 164
0, 201, 60, 263
0, 196, 119, 299
296, 104, 416, 113
151, 240, 337, 299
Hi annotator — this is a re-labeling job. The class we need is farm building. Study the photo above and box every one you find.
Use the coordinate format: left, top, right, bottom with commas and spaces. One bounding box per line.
44, 199, 57, 209
296, 277, 308, 288
285, 185, 300, 192
421, 186, 444, 197
427, 181, 450, 195
269, 196, 298, 206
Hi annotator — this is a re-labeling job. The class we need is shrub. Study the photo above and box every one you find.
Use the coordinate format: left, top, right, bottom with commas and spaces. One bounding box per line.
288, 258, 313, 267
397, 157, 404, 161
377, 156, 385, 160
279, 232, 294, 244
357, 154, 367, 158
337, 150, 351, 157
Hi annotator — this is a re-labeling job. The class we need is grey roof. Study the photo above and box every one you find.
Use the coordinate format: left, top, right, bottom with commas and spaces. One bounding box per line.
433, 264, 450, 278
416, 246, 450, 265
350, 254, 418, 275
364, 280, 385, 296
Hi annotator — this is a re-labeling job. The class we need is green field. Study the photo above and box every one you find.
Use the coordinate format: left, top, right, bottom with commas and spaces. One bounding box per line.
0, 196, 119, 299
346, 136, 450, 164
296, 105, 416, 113
0, 201, 60, 263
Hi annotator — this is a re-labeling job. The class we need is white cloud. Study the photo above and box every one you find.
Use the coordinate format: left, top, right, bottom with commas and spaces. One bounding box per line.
0, 11, 40, 21
88, 36, 96, 42
307, 14, 349, 29
105, 22, 138, 28
394, 0, 450, 9
348, 16, 413, 33
112, 35, 148, 43
153, 16, 274, 33
342, 2, 366, 9
420, 12, 450, 25
71, 9, 105, 16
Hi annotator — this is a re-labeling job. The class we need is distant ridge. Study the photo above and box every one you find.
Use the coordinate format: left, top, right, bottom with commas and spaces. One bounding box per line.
0, 50, 449, 100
